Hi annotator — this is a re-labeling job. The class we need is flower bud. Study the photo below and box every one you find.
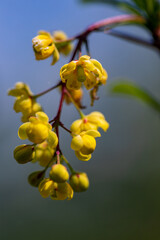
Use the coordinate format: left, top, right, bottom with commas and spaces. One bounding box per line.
28, 170, 45, 187
26, 122, 49, 143
49, 164, 69, 183
70, 173, 89, 192
14, 144, 33, 164
32, 141, 55, 167
38, 178, 54, 198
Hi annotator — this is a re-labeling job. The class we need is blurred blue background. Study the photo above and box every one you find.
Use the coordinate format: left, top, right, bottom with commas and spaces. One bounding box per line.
0, 0, 160, 239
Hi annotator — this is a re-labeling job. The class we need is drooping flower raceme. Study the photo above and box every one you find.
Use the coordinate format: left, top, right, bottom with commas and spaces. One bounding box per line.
70, 111, 109, 135
9, 24, 111, 201
60, 55, 108, 90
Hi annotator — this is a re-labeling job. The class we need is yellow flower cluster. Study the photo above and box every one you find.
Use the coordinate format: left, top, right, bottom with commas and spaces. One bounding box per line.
14, 112, 58, 166
10, 27, 111, 201
13, 110, 90, 200
8, 82, 42, 122
70, 112, 109, 161
60, 55, 108, 90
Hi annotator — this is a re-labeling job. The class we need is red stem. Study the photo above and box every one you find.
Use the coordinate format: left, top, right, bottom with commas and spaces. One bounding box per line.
54, 83, 66, 152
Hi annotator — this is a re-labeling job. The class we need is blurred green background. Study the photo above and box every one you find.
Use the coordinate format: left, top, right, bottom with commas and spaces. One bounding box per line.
1, 0, 160, 239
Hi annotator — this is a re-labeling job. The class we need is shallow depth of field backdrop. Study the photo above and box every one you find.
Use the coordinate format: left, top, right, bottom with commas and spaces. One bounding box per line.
1, 0, 160, 240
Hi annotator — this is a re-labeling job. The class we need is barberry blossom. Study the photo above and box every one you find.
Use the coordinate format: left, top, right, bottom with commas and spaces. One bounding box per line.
8, 82, 42, 122
60, 55, 107, 90
70, 172, 89, 192
18, 112, 58, 145
71, 130, 101, 161
70, 111, 109, 134
32, 31, 59, 65
39, 178, 73, 200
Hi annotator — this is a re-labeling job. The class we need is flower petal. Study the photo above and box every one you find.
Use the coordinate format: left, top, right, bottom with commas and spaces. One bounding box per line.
75, 151, 91, 161
47, 131, 58, 148
70, 119, 82, 133
85, 130, 101, 137
71, 135, 83, 151
36, 111, 49, 123
18, 123, 30, 140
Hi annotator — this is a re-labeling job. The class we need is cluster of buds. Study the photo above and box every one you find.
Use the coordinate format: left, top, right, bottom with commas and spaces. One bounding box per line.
8, 29, 109, 201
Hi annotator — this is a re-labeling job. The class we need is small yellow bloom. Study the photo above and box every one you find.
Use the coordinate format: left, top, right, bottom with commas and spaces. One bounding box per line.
50, 182, 73, 200
63, 87, 83, 107
32, 31, 59, 65
8, 82, 32, 97
18, 112, 58, 145
39, 178, 55, 198
71, 130, 101, 161
53, 31, 73, 56
39, 178, 73, 200
50, 164, 69, 183
70, 111, 109, 135
60, 55, 106, 90
70, 172, 89, 192
8, 82, 42, 122
21, 102, 42, 123
32, 141, 55, 167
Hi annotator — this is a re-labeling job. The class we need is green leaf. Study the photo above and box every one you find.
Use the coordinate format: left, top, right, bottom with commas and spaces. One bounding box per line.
81, 0, 142, 14
109, 81, 160, 113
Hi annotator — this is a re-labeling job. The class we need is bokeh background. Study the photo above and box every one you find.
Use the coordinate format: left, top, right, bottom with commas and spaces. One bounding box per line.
1, 0, 160, 239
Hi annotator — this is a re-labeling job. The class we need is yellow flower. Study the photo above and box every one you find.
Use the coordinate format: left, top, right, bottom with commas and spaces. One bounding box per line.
32, 31, 59, 65
53, 30, 73, 55
70, 111, 109, 135
49, 164, 69, 183
18, 112, 58, 145
99, 68, 108, 85
50, 182, 73, 200
39, 178, 73, 200
63, 87, 83, 107
8, 82, 32, 97
71, 130, 101, 161
8, 82, 42, 122
70, 172, 89, 192
60, 55, 106, 90
21, 102, 42, 123
32, 141, 56, 167
38, 178, 55, 198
